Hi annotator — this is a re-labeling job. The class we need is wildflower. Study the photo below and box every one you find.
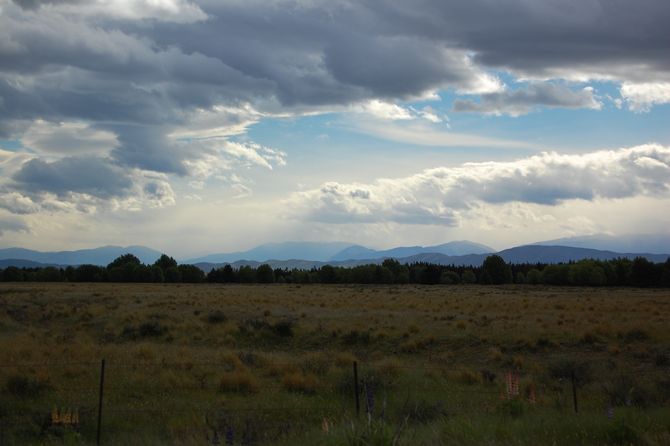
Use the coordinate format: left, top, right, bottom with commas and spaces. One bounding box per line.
225, 425, 234, 445
505, 371, 520, 399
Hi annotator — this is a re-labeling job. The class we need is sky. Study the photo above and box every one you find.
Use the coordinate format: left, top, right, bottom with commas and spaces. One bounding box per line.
0, 0, 669, 257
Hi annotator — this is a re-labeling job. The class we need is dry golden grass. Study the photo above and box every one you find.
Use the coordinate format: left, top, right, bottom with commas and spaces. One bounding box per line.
0, 283, 669, 444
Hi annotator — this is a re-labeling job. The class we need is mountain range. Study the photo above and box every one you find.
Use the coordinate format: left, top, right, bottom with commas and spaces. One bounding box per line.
0, 233, 668, 270
192, 245, 669, 272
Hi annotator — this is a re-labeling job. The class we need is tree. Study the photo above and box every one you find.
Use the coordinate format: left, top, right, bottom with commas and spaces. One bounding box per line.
256, 264, 275, 283
107, 253, 141, 270
164, 266, 181, 283
75, 264, 105, 282
541, 264, 570, 285
461, 269, 477, 284
237, 266, 256, 283
440, 270, 460, 284
153, 254, 177, 271
318, 265, 338, 283
178, 264, 205, 283
2, 266, 23, 282
481, 255, 512, 284
526, 269, 542, 285
630, 257, 660, 287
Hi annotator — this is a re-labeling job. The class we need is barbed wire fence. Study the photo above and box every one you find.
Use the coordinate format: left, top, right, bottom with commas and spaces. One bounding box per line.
0, 356, 667, 445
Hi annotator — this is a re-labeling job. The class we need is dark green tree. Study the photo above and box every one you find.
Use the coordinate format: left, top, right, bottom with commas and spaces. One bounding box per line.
153, 254, 178, 271
256, 264, 275, 283
178, 264, 205, 283
107, 253, 141, 269
480, 255, 512, 284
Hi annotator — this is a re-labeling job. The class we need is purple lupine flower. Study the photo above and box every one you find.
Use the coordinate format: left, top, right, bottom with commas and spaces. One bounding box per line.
607, 405, 614, 419
225, 425, 234, 445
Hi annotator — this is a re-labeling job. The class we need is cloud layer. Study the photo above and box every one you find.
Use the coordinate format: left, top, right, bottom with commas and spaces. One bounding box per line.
289, 144, 670, 226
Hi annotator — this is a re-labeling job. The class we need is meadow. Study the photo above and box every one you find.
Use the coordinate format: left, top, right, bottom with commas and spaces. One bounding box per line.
0, 282, 669, 445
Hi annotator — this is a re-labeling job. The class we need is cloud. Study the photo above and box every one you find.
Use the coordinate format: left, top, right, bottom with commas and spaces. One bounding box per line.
453, 83, 602, 116
288, 144, 670, 225
21, 120, 118, 156
620, 82, 670, 112
0, 214, 29, 235
12, 0, 207, 23
353, 120, 533, 149
12, 156, 133, 199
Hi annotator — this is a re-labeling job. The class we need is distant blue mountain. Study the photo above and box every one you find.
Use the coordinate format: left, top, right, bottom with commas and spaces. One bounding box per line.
534, 233, 670, 254
0, 246, 162, 266
329, 240, 493, 261
0, 259, 63, 269
184, 241, 353, 263
194, 245, 669, 271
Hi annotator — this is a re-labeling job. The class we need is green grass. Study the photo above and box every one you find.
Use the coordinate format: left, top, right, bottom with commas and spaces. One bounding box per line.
0, 283, 668, 444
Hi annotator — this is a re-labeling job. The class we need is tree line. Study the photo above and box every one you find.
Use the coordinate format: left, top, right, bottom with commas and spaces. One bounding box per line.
1, 253, 669, 287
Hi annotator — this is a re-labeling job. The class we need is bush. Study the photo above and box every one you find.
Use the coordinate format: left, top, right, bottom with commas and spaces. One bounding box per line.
6, 375, 50, 398
342, 330, 371, 345
206, 310, 227, 324
219, 369, 259, 394
282, 372, 318, 393
121, 321, 169, 340
272, 320, 294, 337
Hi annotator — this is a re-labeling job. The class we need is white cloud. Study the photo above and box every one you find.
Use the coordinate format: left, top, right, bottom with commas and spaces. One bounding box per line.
353, 120, 534, 149
355, 100, 414, 120
287, 143, 670, 226
620, 82, 670, 112
49, 0, 207, 23
21, 120, 118, 156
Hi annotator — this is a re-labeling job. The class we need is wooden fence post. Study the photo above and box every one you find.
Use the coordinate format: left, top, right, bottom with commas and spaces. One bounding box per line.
96, 359, 106, 445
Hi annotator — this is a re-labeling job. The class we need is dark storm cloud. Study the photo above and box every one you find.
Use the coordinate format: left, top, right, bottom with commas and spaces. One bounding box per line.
12, 157, 133, 199
360, 0, 670, 79
1, 0, 669, 192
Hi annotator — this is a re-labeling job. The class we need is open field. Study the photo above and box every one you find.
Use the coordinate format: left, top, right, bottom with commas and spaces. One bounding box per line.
1, 283, 669, 445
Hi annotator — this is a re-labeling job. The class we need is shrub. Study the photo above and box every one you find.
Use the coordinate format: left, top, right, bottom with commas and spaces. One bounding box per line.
121, 321, 169, 340
282, 372, 318, 393
342, 330, 371, 345
219, 369, 259, 394
5, 375, 50, 398
272, 320, 294, 337
206, 310, 227, 324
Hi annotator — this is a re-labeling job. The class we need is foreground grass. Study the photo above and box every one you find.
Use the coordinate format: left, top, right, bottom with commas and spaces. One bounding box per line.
0, 283, 668, 444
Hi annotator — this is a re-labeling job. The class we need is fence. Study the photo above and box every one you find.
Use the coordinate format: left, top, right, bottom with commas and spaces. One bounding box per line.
0, 356, 667, 445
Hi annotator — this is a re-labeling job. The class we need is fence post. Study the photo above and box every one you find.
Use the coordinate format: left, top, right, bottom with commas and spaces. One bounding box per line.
97, 359, 106, 445
571, 370, 578, 413
353, 361, 360, 417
